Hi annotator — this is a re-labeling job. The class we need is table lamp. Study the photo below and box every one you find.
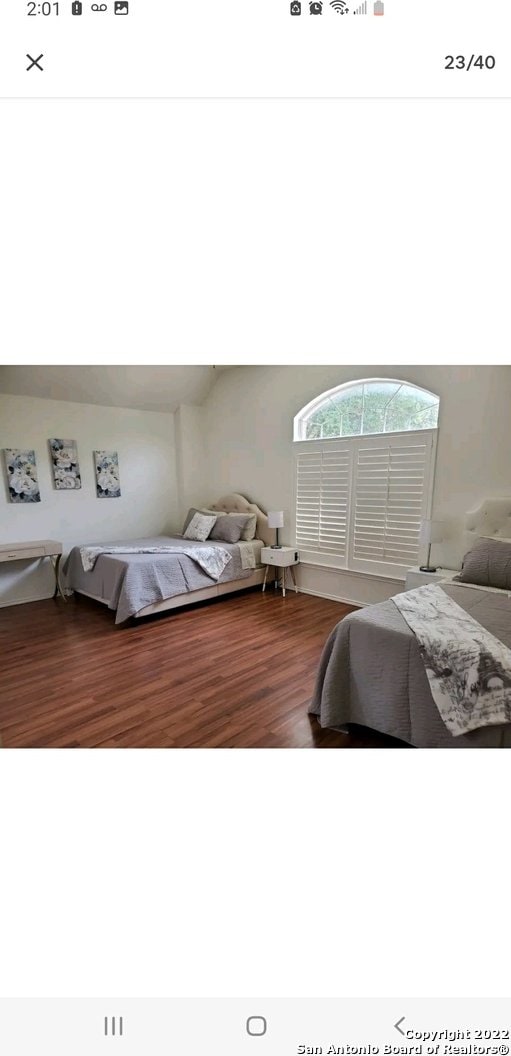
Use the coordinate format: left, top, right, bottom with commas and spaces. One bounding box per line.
268, 510, 284, 549
419, 519, 445, 572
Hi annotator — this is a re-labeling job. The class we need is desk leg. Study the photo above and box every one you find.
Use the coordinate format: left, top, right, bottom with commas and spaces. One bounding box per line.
51, 554, 66, 602
290, 565, 298, 593
282, 567, 286, 598
262, 565, 269, 592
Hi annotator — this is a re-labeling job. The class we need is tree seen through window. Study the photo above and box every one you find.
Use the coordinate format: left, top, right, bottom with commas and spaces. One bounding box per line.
302, 381, 439, 440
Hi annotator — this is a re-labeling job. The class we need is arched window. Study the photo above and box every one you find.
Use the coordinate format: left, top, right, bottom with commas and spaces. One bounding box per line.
293, 379, 439, 577
294, 379, 439, 441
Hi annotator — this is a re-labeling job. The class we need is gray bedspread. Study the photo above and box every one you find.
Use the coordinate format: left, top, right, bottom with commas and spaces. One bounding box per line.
63, 535, 260, 624
309, 582, 511, 747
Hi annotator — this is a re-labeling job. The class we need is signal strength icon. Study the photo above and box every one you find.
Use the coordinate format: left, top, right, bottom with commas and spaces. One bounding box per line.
330, 0, 349, 11
353, 1, 367, 11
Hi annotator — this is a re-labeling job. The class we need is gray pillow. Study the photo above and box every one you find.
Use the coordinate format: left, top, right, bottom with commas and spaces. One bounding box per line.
202, 508, 257, 541
209, 514, 248, 543
182, 507, 205, 534
453, 536, 511, 590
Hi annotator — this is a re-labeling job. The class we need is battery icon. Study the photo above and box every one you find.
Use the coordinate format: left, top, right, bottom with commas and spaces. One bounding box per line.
72, 1, 83, 12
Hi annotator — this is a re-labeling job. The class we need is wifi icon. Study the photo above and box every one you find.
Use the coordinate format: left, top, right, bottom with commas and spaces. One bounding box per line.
330, 0, 349, 11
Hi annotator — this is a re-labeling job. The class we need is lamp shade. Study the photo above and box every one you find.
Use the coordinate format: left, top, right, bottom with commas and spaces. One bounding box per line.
268, 510, 284, 529
420, 519, 445, 545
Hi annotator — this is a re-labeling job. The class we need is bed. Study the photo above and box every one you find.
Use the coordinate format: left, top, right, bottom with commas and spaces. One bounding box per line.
309, 499, 511, 748
62, 494, 272, 623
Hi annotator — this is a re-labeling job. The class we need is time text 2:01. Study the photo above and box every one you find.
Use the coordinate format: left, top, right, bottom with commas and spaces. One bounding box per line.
445, 55, 496, 70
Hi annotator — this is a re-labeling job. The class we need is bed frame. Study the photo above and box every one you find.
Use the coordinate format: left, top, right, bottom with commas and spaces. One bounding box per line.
136, 493, 272, 617
76, 494, 272, 619
463, 497, 511, 551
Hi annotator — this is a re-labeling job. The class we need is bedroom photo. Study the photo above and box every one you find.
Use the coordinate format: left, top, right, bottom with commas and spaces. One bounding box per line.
1, 362, 511, 750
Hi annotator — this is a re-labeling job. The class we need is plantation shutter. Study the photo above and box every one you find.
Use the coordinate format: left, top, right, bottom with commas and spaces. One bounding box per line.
294, 430, 437, 576
295, 441, 352, 568
349, 431, 436, 575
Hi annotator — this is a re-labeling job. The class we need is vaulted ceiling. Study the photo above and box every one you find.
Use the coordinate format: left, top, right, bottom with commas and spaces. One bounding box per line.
0, 365, 231, 414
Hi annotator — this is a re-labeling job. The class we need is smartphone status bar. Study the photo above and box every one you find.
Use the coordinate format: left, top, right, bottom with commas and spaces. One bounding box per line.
1, 0, 510, 96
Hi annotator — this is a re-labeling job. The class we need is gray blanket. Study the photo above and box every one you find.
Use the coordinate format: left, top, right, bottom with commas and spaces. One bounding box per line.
309, 582, 511, 748
80, 544, 231, 580
63, 535, 258, 624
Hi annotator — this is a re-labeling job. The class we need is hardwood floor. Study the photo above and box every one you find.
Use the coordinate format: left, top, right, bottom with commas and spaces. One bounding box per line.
0, 589, 405, 748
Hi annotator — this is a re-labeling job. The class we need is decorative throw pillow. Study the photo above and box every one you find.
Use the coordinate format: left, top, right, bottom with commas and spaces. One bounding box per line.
209, 515, 247, 543
453, 536, 511, 590
183, 512, 217, 542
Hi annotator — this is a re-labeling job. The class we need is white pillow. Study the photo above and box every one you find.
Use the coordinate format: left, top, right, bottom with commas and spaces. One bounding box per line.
183, 512, 217, 542
234, 513, 257, 541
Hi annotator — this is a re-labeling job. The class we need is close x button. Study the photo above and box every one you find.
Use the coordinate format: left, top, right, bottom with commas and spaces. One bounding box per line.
26, 53, 44, 71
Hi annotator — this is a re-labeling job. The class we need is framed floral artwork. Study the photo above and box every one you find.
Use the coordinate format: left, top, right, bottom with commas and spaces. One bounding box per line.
49, 438, 82, 490
94, 450, 121, 498
3, 448, 41, 503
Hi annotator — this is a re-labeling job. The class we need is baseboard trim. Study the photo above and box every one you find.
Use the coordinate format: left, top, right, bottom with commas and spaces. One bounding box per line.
298, 586, 367, 608
299, 560, 404, 587
0, 592, 54, 608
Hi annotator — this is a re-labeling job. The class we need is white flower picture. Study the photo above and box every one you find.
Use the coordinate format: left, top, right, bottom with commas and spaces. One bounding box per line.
94, 450, 121, 498
49, 438, 82, 490
4, 449, 41, 503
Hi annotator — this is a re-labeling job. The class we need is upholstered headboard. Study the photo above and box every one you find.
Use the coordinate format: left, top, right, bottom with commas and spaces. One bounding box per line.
206, 493, 272, 547
463, 498, 511, 552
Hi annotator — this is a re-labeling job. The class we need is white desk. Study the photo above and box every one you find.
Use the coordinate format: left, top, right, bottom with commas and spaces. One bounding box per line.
0, 539, 65, 601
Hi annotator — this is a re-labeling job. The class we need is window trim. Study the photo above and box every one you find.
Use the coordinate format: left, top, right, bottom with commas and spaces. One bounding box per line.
293, 377, 440, 442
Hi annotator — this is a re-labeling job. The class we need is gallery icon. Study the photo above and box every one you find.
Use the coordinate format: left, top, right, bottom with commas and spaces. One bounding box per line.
71, 0, 83, 11
309, 1, 322, 12
114, 0, 129, 11
290, 1, 301, 12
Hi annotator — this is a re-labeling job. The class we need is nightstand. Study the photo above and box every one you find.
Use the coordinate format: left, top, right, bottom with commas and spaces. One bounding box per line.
261, 546, 299, 598
405, 567, 458, 591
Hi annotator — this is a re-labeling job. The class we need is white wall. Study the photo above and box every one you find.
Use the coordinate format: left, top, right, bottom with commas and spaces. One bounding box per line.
174, 404, 207, 521
0, 394, 179, 606
201, 365, 511, 605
